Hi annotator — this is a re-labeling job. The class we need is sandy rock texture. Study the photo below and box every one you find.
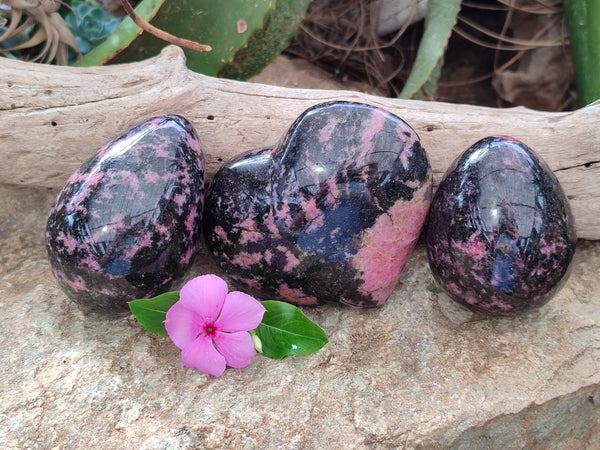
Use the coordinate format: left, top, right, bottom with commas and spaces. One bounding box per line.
0, 183, 598, 449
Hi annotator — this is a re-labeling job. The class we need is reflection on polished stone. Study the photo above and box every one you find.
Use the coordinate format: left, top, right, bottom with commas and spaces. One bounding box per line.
45, 115, 205, 314
427, 136, 576, 315
204, 101, 432, 307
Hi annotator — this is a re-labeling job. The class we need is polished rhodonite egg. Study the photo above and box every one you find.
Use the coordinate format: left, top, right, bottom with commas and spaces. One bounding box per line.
203, 101, 432, 307
46, 115, 205, 314
426, 136, 576, 315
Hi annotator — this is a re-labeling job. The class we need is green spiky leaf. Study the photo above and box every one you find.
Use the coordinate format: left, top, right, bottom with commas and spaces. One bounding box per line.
399, 0, 461, 99
218, 0, 311, 79
108, 0, 309, 79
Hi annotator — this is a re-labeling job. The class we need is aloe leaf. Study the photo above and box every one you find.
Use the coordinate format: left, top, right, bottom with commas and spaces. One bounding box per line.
564, 0, 600, 107
398, 0, 461, 99
218, 0, 311, 79
109, 0, 276, 76
73, 0, 165, 66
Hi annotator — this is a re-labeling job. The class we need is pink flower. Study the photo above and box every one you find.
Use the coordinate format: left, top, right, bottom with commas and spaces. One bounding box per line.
165, 274, 266, 377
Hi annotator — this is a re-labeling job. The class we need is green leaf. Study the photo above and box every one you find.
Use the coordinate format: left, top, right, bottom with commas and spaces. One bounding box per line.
109, 0, 276, 75
108, 0, 308, 80
128, 291, 180, 337
254, 301, 328, 359
399, 0, 462, 99
218, 0, 312, 80
73, 0, 166, 66
564, 0, 600, 107
65, 1, 121, 48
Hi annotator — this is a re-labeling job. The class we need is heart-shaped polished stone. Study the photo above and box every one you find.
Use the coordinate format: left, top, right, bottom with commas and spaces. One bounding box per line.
46, 115, 205, 314
203, 101, 432, 307
426, 136, 576, 315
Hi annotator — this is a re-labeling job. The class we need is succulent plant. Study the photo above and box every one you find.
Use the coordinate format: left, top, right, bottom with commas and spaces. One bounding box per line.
64, 0, 121, 55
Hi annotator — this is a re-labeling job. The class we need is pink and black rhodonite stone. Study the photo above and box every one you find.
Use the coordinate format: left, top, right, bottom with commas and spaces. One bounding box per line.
46, 115, 205, 314
426, 136, 576, 315
203, 101, 432, 307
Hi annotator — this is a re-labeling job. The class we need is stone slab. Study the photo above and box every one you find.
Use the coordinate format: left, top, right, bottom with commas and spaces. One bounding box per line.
0, 183, 599, 449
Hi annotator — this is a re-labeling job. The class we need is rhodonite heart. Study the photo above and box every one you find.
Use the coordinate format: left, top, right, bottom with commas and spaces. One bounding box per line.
203, 101, 432, 307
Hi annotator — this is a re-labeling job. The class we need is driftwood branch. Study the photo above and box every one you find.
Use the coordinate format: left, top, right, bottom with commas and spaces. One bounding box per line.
1, 46, 598, 239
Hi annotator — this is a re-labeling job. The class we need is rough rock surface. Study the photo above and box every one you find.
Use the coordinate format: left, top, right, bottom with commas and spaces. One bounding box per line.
1, 183, 599, 449
2, 57, 599, 448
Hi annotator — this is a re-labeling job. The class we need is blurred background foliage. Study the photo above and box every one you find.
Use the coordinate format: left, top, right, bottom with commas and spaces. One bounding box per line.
64, 0, 119, 59
0, 0, 598, 109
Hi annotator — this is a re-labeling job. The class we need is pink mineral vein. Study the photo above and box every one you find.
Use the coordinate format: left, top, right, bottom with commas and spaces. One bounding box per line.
352, 187, 431, 304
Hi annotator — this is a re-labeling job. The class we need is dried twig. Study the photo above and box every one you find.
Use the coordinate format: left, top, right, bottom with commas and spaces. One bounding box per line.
120, 0, 211, 52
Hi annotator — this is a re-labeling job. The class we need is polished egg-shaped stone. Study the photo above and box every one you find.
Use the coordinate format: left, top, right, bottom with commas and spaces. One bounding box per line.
46, 115, 205, 314
203, 101, 432, 307
426, 136, 576, 315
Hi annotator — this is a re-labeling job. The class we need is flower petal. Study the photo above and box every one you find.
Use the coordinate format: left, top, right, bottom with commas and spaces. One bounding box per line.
213, 331, 257, 369
181, 333, 226, 377
179, 274, 228, 322
215, 291, 266, 332
165, 302, 202, 350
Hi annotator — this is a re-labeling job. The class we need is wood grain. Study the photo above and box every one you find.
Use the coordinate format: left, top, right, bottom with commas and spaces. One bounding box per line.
1, 45, 598, 238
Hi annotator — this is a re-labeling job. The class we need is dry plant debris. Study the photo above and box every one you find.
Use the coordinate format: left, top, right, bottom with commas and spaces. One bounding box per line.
287, 0, 575, 110
0, 0, 80, 64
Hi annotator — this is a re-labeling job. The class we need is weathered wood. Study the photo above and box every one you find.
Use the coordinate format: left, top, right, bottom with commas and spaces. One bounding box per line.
1, 45, 598, 239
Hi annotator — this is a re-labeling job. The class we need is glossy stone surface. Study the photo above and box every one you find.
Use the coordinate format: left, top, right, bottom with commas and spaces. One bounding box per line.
426, 136, 576, 315
204, 101, 432, 307
46, 115, 205, 314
